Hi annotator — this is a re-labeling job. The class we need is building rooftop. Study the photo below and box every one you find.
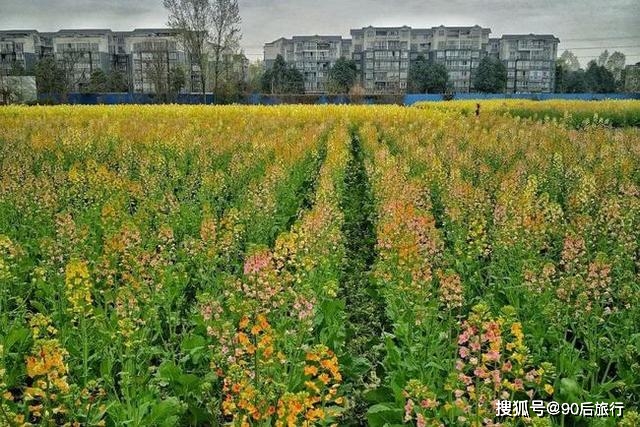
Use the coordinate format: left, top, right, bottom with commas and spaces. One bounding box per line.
0, 30, 39, 35
56, 29, 113, 35
130, 28, 179, 35
501, 34, 560, 41
291, 35, 346, 41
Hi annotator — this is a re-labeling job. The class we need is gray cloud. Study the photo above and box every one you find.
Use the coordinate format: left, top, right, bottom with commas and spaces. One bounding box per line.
1, 0, 638, 65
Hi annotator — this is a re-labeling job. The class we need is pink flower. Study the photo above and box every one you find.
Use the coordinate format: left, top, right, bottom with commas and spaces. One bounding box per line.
458, 373, 472, 386
416, 413, 426, 427
474, 366, 489, 379
458, 331, 470, 345
404, 399, 414, 421
491, 370, 501, 386
459, 346, 470, 359
243, 250, 271, 276
485, 349, 500, 362
421, 398, 437, 409
201, 304, 213, 321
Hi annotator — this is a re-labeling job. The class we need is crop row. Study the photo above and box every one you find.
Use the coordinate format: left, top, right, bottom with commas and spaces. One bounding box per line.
1, 104, 639, 426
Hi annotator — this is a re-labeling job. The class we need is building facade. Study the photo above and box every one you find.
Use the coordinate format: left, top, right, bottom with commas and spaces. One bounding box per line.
51, 29, 114, 91
0, 28, 248, 95
624, 62, 640, 93
429, 25, 491, 92
124, 28, 186, 93
498, 34, 559, 93
266, 25, 559, 94
0, 30, 42, 75
351, 26, 415, 94
264, 35, 351, 93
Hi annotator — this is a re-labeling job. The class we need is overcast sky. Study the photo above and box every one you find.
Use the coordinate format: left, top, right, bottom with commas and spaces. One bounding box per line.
1, 0, 639, 66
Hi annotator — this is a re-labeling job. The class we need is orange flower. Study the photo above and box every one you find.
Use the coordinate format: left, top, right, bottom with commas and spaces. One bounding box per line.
304, 365, 318, 376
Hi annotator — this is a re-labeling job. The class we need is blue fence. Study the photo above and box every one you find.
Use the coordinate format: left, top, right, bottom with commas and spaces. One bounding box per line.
37, 92, 640, 106
404, 92, 640, 105
38, 92, 215, 104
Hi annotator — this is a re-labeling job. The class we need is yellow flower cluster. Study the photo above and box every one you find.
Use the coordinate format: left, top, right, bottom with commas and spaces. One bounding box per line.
64, 259, 94, 317
23, 314, 72, 423
275, 345, 344, 427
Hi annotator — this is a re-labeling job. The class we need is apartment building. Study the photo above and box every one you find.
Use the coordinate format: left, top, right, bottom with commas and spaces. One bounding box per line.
624, 62, 640, 92
0, 30, 42, 75
487, 38, 501, 58
266, 25, 559, 95
0, 27, 250, 95
125, 28, 186, 93
498, 34, 559, 93
429, 25, 491, 92
264, 35, 351, 93
351, 26, 415, 93
51, 29, 115, 91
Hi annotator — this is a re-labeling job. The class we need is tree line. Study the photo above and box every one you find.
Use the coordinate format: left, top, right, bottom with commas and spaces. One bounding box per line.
260, 50, 640, 94
555, 50, 635, 93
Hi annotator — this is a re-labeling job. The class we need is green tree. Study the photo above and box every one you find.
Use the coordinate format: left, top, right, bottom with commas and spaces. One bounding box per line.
597, 49, 609, 67
107, 70, 129, 92
247, 60, 264, 93
408, 55, 448, 93
35, 56, 67, 98
555, 63, 567, 93
473, 56, 507, 93
87, 69, 108, 92
565, 69, 588, 93
605, 51, 626, 90
170, 65, 187, 95
559, 50, 581, 72
261, 55, 304, 94
327, 57, 357, 94
585, 61, 616, 93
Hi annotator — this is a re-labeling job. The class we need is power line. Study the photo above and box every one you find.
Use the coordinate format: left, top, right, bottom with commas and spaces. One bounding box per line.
573, 53, 640, 59
560, 36, 640, 42
561, 45, 639, 50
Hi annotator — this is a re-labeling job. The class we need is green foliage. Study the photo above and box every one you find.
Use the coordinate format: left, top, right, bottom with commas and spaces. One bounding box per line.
473, 56, 507, 93
408, 55, 449, 94
246, 60, 264, 93
106, 69, 129, 92
169, 65, 186, 95
327, 57, 358, 94
556, 67, 589, 93
558, 50, 581, 72
34, 56, 67, 95
261, 54, 305, 94
585, 61, 616, 93
87, 69, 108, 93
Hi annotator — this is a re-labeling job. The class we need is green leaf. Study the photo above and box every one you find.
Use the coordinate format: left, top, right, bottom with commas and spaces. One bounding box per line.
366, 403, 403, 427
558, 377, 583, 400
158, 361, 182, 382
363, 386, 395, 404
147, 397, 184, 426
3, 326, 30, 352
181, 334, 206, 352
